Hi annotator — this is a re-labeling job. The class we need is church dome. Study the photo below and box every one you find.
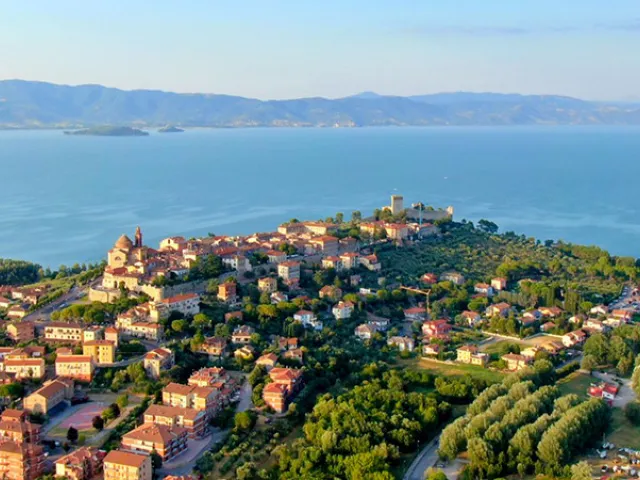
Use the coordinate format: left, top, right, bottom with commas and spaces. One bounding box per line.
115, 234, 134, 250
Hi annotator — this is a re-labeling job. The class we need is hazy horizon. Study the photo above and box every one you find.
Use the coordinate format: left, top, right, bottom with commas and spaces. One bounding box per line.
1, 1, 639, 101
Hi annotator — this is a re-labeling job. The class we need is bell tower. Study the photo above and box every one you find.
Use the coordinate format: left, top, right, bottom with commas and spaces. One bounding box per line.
135, 226, 143, 248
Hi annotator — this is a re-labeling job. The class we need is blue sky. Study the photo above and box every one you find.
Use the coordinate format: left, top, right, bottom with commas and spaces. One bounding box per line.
1, 1, 638, 100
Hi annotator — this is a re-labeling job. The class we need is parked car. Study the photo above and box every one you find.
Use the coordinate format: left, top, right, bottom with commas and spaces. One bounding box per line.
70, 393, 89, 405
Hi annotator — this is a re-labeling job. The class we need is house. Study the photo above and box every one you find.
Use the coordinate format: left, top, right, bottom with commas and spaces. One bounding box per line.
456, 345, 489, 366
262, 368, 304, 413
6, 304, 28, 320
332, 301, 354, 320
224, 311, 243, 323
23, 378, 74, 415
384, 223, 410, 241
55, 446, 106, 480
310, 236, 339, 256
83, 340, 116, 365
387, 336, 415, 352
354, 324, 378, 341
568, 314, 585, 325
277, 337, 299, 351
583, 318, 608, 333
266, 250, 287, 264
404, 307, 427, 322
222, 255, 252, 273
82, 325, 104, 343
143, 404, 207, 438
187, 367, 229, 387
611, 309, 634, 321
491, 277, 507, 291
122, 423, 188, 461
103, 450, 152, 480
319, 285, 342, 301
540, 321, 556, 333
321, 256, 342, 271
199, 337, 228, 358
6, 322, 35, 343
258, 277, 278, 293
0, 441, 45, 480
590, 305, 609, 316
339, 253, 359, 270
293, 310, 323, 331
217, 282, 238, 303
421, 273, 438, 285
502, 353, 532, 371
256, 353, 278, 370
4, 358, 45, 380
359, 254, 381, 271
461, 311, 481, 326
55, 355, 95, 382
44, 322, 84, 343
421, 320, 452, 340
283, 348, 304, 363
522, 310, 543, 322
474, 283, 494, 296
0, 409, 41, 444
120, 322, 164, 342
234, 345, 255, 361
0, 296, 12, 309
270, 292, 288, 304
367, 315, 390, 331
440, 272, 465, 285
422, 343, 442, 356
539, 306, 563, 318
562, 330, 587, 348
143, 347, 175, 379
231, 325, 255, 344
486, 302, 512, 318
277, 261, 301, 286
161, 293, 200, 317
588, 382, 619, 402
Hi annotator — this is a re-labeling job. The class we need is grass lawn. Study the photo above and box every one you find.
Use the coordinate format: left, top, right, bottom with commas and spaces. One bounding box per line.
415, 358, 504, 383
607, 408, 640, 450
557, 372, 595, 398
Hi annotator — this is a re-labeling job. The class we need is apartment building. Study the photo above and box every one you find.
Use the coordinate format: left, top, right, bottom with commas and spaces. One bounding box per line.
160, 293, 200, 317
83, 340, 116, 365
103, 450, 152, 480
121, 423, 188, 461
143, 347, 174, 379
0, 441, 45, 480
55, 355, 95, 382
55, 447, 106, 480
44, 322, 84, 344
143, 404, 207, 439
0, 409, 41, 444
6, 322, 35, 343
3, 358, 45, 380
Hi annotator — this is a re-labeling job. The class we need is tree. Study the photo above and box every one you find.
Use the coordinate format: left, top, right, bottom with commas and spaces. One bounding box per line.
425, 469, 448, 480
351, 210, 362, 223
150, 450, 162, 470
624, 402, 640, 426
477, 219, 499, 234
234, 411, 256, 432
193, 313, 211, 329
116, 393, 129, 409
92, 416, 104, 431
171, 319, 188, 332
67, 426, 78, 443
335, 212, 344, 224
580, 354, 598, 372
570, 461, 592, 480
236, 462, 257, 480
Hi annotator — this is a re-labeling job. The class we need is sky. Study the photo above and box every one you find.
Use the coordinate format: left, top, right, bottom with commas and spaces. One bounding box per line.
1, 1, 639, 100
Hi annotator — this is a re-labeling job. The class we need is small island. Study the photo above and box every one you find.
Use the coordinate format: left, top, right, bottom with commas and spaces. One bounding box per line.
63, 126, 149, 136
158, 125, 184, 133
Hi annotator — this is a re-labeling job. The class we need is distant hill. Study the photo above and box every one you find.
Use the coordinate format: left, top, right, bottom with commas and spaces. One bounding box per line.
1, 80, 639, 128
64, 126, 149, 136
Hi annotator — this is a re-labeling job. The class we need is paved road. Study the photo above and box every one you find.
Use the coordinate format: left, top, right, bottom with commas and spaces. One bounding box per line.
403, 436, 440, 480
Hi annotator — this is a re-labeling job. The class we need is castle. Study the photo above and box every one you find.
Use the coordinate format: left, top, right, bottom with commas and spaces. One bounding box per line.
382, 194, 454, 223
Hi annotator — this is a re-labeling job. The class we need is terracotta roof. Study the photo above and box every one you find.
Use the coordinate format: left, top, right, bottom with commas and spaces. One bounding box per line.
5, 358, 43, 367
263, 383, 288, 395
164, 383, 194, 396
123, 423, 186, 444
161, 293, 199, 304
83, 340, 115, 347
144, 404, 203, 421
104, 449, 149, 468
56, 355, 92, 364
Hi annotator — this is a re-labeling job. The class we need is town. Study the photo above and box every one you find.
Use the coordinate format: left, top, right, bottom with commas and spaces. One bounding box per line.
0, 194, 639, 480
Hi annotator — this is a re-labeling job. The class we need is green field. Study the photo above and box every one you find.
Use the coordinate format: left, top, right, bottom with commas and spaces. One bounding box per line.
415, 358, 504, 383
557, 372, 595, 398
607, 408, 640, 450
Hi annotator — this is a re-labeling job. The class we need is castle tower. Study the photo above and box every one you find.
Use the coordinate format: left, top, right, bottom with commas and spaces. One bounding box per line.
135, 226, 143, 248
390, 195, 404, 216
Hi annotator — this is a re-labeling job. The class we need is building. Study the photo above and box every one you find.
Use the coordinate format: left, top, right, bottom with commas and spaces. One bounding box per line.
321, 256, 342, 271
486, 302, 512, 318
293, 310, 323, 331
588, 382, 619, 402
540, 321, 556, 333
474, 283, 495, 296
422, 343, 442, 356
404, 307, 427, 322
143, 404, 207, 438
277, 337, 299, 351
440, 272, 465, 285
55, 355, 95, 382
217, 282, 237, 303
266, 250, 287, 264
231, 325, 254, 344
262, 368, 304, 413
3, 358, 45, 380
104, 326, 120, 348
0, 441, 45, 480
257, 277, 278, 294
83, 340, 116, 365
234, 345, 255, 361
162, 383, 218, 416
339, 252, 359, 270
0, 409, 41, 444
319, 285, 342, 301
44, 322, 84, 344
55, 447, 106, 480
422, 320, 452, 340
122, 423, 188, 461
23, 378, 74, 415
539, 306, 563, 318
562, 330, 587, 348
461, 310, 482, 326
103, 450, 152, 480
6, 304, 28, 320
143, 348, 174, 379
277, 261, 301, 285
6, 322, 35, 343
310, 236, 339, 256
332, 301, 354, 320
161, 293, 200, 317
590, 305, 609, 316
387, 336, 415, 352
256, 353, 278, 370
421, 273, 438, 285
491, 277, 507, 291
354, 324, 378, 341
502, 353, 532, 371
456, 345, 489, 366
82, 326, 104, 343
198, 337, 228, 358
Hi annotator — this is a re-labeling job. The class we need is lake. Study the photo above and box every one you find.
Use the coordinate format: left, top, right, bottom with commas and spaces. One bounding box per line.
1, 126, 639, 268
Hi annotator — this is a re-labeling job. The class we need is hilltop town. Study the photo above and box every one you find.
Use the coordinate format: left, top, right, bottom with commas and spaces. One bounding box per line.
0, 194, 639, 480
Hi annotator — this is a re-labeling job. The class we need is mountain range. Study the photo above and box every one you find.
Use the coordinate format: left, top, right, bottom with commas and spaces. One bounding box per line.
1, 80, 640, 128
